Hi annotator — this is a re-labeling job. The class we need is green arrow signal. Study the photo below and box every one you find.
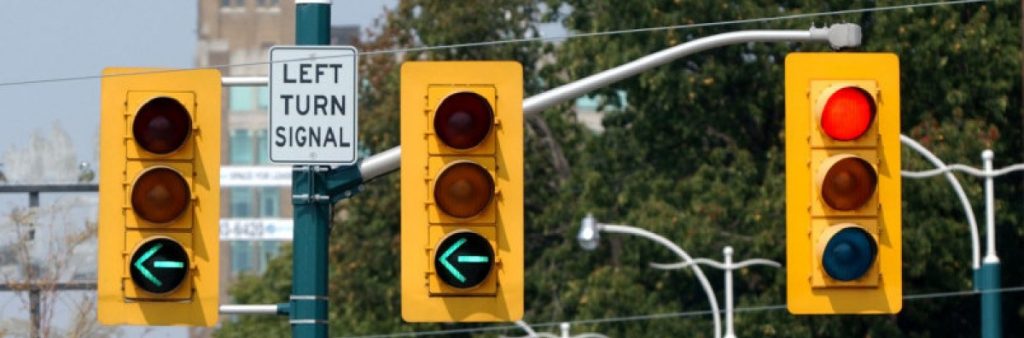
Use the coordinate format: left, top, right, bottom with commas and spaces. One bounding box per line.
457, 256, 489, 263
133, 243, 185, 287
154, 261, 185, 268
439, 238, 490, 283
439, 238, 467, 283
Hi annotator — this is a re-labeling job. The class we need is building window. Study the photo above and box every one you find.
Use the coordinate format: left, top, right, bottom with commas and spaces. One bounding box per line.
258, 86, 270, 110
221, 0, 246, 11
230, 129, 254, 165
229, 87, 255, 112
232, 241, 283, 276
260, 187, 280, 217
256, 129, 270, 164
230, 187, 253, 217
231, 241, 253, 275
256, 0, 280, 9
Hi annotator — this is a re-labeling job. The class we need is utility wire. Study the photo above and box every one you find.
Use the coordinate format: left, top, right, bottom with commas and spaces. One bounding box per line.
0, 0, 989, 88
338, 285, 1024, 338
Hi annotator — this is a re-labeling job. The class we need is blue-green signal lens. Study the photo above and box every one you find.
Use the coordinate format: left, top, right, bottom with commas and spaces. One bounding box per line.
821, 227, 877, 281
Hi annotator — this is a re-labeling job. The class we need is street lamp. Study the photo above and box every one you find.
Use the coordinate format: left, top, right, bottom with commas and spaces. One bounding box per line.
650, 246, 781, 338
903, 148, 1024, 338
577, 214, 601, 251
576, 214, 722, 338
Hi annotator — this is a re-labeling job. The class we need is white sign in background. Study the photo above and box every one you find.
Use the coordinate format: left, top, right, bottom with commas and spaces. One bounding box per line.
220, 166, 292, 240
221, 218, 293, 241
269, 46, 359, 164
221, 166, 292, 187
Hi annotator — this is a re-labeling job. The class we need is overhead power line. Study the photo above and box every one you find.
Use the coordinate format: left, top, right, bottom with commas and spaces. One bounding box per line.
339, 285, 1024, 338
0, 0, 990, 88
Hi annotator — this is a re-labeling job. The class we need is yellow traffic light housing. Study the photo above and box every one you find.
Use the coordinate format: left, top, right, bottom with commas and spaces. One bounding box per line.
98, 68, 221, 326
400, 61, 524, 322
785, 53, 901, 314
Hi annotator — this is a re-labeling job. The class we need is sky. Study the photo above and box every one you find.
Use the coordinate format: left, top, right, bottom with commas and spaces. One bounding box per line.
0, 1, 394, 336
0, 0, 394, 175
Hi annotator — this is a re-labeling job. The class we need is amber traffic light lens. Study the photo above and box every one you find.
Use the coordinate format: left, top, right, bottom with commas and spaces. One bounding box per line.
134, 97, 192, 155
821, 156, 877, 211
434, 162, 494, 218
820, 87, 875, 141
434, 92, 493, 150
132, 167, 190, 224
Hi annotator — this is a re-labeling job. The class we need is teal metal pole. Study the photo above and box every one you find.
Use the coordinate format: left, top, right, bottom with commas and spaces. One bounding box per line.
291, 166, 330, 338
979, 150, 1001, 338
979, 261, 1001, 338
292, 2, 331, 338
296, 0, 331, 45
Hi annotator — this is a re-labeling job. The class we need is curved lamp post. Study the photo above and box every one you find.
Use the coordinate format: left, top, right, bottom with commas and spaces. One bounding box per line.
577, 214, 722, 338
651, 246, 781, 338
902, 148, 1024, 338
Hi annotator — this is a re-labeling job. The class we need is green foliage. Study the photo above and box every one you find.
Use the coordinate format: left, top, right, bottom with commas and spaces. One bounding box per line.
218, 1, 1024, 337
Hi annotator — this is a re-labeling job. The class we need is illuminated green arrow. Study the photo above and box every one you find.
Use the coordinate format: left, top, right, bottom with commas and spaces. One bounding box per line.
133, 243, 185, 287
457, 255, 488, 264
439, 238, 490, 283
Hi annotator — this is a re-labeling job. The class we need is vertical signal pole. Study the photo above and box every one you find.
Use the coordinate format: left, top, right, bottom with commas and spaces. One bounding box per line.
292, 1, 331, 338
979, 150, 1001, 338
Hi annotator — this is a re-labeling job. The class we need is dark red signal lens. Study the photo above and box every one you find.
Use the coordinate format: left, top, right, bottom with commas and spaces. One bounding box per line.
820, 87, 875, 141
434, 162, 494, 218
134, 97, 192, 155
820, 156, 877, 211
132, 167, 191, 224
434, 92, 493, 150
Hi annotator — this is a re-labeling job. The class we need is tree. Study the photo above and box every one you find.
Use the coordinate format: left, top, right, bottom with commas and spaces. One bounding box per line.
1, 123, 80, 184
543, 0, 1022, 337
216, 1, 562, 336
0, 203, 111, 338
220, 1, 1024, 337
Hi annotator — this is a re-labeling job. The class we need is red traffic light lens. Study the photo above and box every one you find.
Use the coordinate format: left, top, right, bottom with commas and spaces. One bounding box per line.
132, 167, 190, 224
820, 156, 877, 211
434, 92, 493, 150
820, 87, 875, 141
134, 97, 192, 155
434, 162, 494, 218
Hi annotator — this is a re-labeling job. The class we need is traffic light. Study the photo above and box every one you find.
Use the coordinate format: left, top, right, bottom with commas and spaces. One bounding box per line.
400, 61, 523, 322
785, 53, 902, 314
98, 68, 221, 326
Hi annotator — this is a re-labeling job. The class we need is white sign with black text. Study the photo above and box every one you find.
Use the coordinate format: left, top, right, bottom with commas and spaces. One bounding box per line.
220, 166, 292, 187
269, 46, 359, 164
220, 218, 294, 241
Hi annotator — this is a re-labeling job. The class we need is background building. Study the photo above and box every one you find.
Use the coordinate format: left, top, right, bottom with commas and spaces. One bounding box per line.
195, 0, 360, 324
197, 0, 295, 310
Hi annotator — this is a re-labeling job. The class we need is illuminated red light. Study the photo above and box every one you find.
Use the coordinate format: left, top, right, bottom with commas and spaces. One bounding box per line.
820, 87, 875, 141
